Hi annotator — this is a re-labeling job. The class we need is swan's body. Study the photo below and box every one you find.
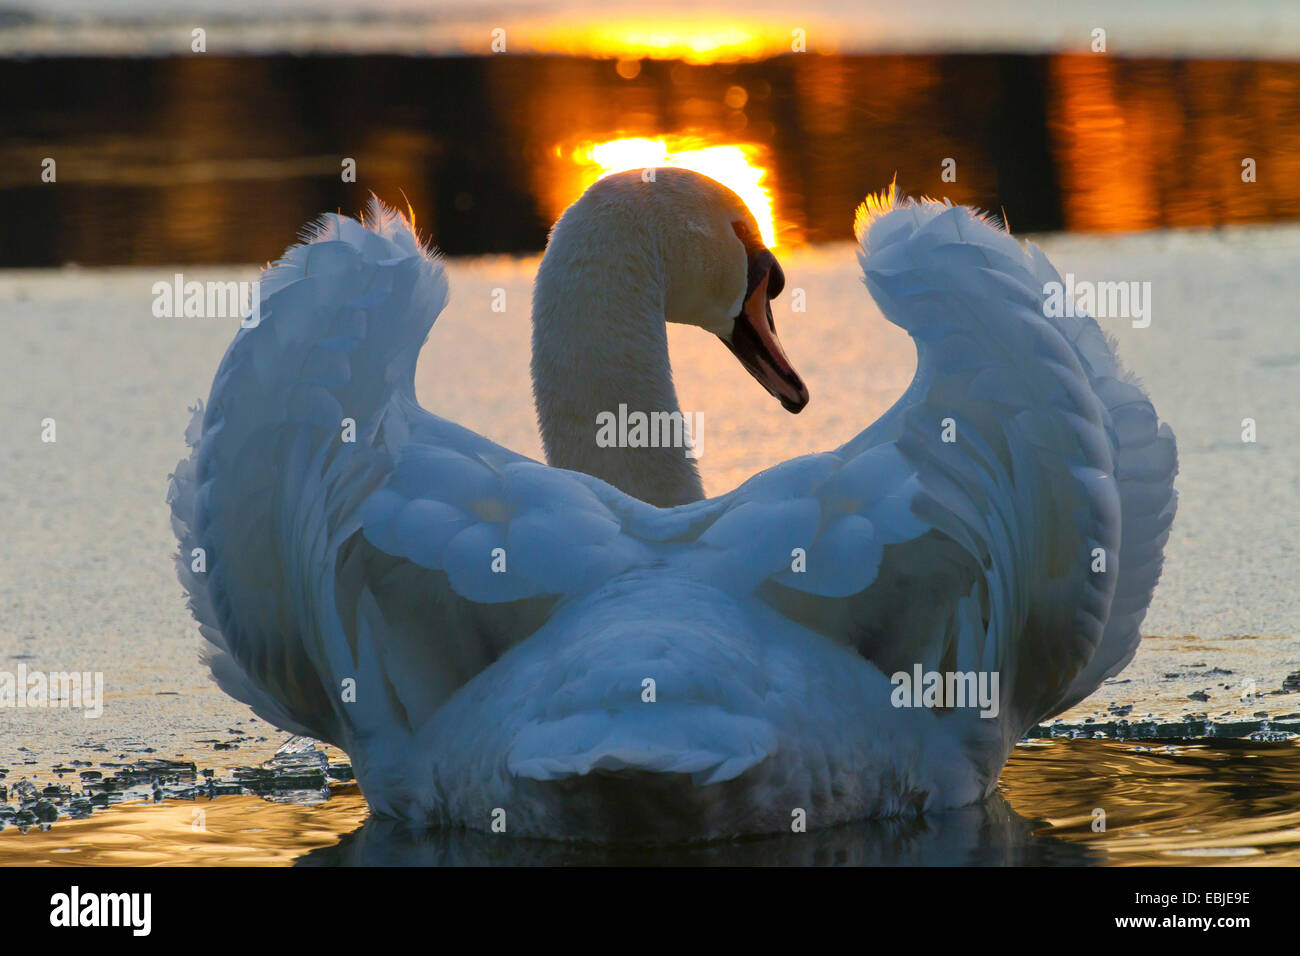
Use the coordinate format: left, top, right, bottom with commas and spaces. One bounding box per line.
170, 172, 1177, 841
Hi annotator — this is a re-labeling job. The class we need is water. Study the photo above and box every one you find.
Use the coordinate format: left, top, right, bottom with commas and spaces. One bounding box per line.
3, 54, 1300, 265
4, 740, 1299, 865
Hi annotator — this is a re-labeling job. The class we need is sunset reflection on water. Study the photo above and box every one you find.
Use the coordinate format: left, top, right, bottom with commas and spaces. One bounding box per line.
3, 742, 1298, 866
2, 53, 1298, 266
498, 18, 816, 63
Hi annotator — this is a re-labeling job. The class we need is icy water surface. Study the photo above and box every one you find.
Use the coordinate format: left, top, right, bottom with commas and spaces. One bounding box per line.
0, 229, 1297, 863
2, 739, 1299, 865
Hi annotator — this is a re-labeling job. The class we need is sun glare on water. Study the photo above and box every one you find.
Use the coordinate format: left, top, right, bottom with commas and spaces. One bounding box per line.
493, 18, 809, 63
575, 137, 779, 247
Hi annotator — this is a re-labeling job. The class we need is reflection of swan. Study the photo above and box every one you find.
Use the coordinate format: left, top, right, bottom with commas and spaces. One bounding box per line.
170, 171, 1177, 841
297, 793, 1100, 866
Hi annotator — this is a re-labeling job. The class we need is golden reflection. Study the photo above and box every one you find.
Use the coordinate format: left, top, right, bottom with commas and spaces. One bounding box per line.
7, 54, 1300, 266
4, 742, 1299, 864
573, 136, 779, 246
1001, 740, 1300, 866
0, 787, 370, 867
1048, 56, 1300, 231
485, 18, 827, 63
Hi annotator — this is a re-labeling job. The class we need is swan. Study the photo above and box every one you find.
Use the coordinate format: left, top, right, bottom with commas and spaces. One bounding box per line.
169, 170, 1178, 842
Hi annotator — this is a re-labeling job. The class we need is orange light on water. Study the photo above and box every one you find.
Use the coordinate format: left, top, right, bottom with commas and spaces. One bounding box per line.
574, 136, 779, 247
575, 23, 768, 61
504, 19, 799, 63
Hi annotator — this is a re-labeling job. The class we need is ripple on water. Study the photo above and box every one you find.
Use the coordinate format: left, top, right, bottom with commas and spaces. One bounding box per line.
998, 739, 1300, 867
1, 739, 1298, 865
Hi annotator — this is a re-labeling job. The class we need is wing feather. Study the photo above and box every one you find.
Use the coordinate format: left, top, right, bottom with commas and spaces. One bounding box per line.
755, 187, 1176, 741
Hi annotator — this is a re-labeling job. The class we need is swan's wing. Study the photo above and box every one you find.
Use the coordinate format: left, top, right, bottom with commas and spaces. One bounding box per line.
169, 199, 731, 747
170, 200, 517, 744
747, 189, 1177, 738
169, 201, 437, 743
1021, 238, 1178, 715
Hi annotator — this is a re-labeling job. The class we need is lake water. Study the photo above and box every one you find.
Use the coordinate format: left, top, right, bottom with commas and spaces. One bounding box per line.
2, 54, 1299, 266
4, 740, 1300, 865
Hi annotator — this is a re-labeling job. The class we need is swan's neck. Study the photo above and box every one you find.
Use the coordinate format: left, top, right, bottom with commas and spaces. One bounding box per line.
531, 241, 704, 508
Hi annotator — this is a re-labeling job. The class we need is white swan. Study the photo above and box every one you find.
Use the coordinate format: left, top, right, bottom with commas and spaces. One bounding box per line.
169, 170, 1177, 842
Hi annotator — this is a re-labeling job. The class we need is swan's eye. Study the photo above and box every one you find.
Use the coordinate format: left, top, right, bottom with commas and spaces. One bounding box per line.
731, 220, 760, 250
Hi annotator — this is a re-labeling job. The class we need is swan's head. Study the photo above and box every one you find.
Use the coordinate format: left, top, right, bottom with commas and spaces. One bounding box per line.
557, 167, 808, 413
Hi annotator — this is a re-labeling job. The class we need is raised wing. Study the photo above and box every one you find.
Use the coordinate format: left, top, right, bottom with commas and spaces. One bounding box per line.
751, 188, 1177, 739
169, 199, 733, 749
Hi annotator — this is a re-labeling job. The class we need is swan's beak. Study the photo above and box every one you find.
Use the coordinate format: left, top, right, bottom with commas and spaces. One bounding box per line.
721, 250, 809, 413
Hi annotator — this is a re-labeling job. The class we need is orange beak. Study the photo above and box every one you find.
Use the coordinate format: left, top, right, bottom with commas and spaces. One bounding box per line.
721, 248, 808, 413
